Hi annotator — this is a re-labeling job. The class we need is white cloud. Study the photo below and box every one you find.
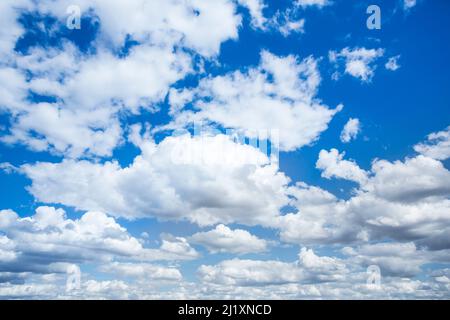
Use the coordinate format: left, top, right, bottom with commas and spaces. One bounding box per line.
2, 261, 449, 299
35, 0, 241, 57
99, 262, 182, 281
0, 0, 33, 58
165, 50, 342, 152
22, 133, 290, 226
0, 67, 28, 112
279, 183, 351, 244
1, 0, 449, 300
330, 47, 384, 82
2, 44, 192, 158
198, 247, 347, 286
364, 155, 450, 203
385, 55, 401, 71
343, 242, 426, 277
296, 0, 330, 8
316, 148, 368, 184
0, 206, 198, 282
237, 0, 267, 29
283, 151, 450, 248
0, 207, 142, 264
277, 19, 305, 36
340, 118, 361, 143
0, 0, 243, 158
190, 224, 267, 254
0, 282, 58, 299
414, 126, 450, 160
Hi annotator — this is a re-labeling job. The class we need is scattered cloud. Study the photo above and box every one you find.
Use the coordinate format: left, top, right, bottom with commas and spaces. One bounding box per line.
329, 47, 384, 82
403, 0, 417, 11
296, 0, 330, 9
282, 151, 450, 248
316, 148, 368, 184
414, 126, 450, 160
340, 118, 361, 143
198, 247, 347, 286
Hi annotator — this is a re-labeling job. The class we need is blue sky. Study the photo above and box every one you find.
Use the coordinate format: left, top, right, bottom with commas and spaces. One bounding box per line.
0, 0, 449, 299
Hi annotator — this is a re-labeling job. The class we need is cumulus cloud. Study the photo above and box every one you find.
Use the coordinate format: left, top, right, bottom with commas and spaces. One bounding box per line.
340, 118, 361, 143
281, 127, 450, 247
0, 0, 33, 57
329, 47, 384, 82
22, 132, 290, 226
316, 148, 368, 184
1, 0, 449, 300
190, 224, 268, 254
0, 0, 243, 158
414, 126, 450, 160
99, 262, 182, 281
2, 263, 449, 299
0, 206, 198, 283
268, 10, 305, 36
279, 183, 352, 244
198, 247, 347, 286
282, 149, 450, 248
35, 0, 241, 56
364, 155, 450, 203
165, 50, 342, 151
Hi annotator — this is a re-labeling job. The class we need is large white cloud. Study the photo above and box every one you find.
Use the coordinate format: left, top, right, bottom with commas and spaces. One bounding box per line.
34, 0, 241, 56
198, 247, 347, 286
165, 50, 342, 151
282, 148, 450, 249
0, 206, 197, 283
2, 254, 449, 299
0, 44, 192, 158
279, 182, 353, 244
0, 0, 243, 158
99, 262, 182, 281
22, 132, 290, 226
296, 0, 330, 8
1, 0, 449, 300
342, 242, 426, 277
237, 0, 305, 36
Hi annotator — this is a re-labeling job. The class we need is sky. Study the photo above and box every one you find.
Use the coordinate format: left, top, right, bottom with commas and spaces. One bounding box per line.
0, 0, 449, 299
